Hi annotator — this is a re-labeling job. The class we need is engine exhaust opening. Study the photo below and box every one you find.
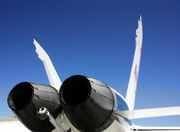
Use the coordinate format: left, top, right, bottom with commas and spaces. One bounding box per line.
60, 75, 91, 105
8, 82, 33, 111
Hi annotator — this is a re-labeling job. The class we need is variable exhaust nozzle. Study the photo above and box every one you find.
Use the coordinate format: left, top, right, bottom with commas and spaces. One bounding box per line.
59, 75, 115, 132
8, 82, 61, 132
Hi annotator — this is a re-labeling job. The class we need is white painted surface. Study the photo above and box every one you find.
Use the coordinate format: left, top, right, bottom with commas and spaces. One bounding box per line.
33, 39, 62, 90
126, 16, 143, 110
0, 121, 30, 132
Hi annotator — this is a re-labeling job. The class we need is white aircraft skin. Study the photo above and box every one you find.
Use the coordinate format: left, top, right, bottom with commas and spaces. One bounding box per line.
0, 121, 30, 131
1, 16, 180, 132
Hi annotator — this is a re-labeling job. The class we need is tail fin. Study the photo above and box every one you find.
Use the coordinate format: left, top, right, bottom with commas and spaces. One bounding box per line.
33, 39, 62, 90
126, 16, 143, 110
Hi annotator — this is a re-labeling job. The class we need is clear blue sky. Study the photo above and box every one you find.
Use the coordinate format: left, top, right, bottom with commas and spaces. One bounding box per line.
0, 0, 180, 127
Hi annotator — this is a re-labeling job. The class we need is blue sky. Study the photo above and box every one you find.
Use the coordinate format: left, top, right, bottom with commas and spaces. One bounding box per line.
0, 0, 180, 127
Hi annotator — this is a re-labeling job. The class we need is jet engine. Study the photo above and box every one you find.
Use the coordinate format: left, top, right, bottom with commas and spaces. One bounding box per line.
59, 75, 115, 132
8, 82, 61, 132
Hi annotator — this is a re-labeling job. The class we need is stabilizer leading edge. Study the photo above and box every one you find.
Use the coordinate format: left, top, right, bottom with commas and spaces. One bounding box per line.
126, 16, 143, 110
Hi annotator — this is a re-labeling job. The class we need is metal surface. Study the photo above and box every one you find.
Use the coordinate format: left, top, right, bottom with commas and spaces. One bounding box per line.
38, 107, 64, 132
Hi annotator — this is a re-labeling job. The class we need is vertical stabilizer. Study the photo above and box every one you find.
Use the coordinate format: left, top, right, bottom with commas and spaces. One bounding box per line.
33, 39, 62, 90
126, 16, 143, 110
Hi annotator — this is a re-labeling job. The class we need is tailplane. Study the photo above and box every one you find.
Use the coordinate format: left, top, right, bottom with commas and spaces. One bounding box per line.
126, 16, 143, 110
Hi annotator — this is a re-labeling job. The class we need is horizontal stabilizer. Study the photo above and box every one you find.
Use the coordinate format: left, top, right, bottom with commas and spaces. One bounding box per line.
114, 106, 180, 119
133, 125, 180, 132
133, 106, 180, 119
0, 117, 30, 131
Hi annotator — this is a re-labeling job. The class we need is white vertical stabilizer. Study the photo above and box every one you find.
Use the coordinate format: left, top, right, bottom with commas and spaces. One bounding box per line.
126, 16, 143, 110
33, 39, 62, 90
